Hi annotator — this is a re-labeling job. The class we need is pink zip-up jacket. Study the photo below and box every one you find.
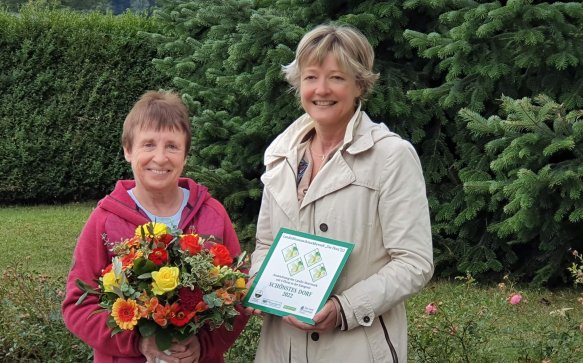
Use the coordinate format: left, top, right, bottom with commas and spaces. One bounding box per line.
62, 178, 248, 363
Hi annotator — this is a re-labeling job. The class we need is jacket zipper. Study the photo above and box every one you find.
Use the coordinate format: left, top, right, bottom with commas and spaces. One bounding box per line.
380, 316, 398, 363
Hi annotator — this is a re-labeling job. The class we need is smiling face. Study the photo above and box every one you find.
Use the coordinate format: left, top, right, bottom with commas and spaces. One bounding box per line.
123, 127, 187, 197
300, 54, 362, 129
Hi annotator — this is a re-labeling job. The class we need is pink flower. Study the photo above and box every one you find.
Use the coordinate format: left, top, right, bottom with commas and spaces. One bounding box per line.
508, 293, 522, 305
425, 303, 438, 315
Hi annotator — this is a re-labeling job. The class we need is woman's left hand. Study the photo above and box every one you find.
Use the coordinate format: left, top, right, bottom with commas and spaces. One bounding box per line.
282, 300, 338, 333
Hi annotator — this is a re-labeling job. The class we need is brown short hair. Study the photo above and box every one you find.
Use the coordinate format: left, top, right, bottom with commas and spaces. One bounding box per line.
282, 24, 379, 102
122, 91, 191, 155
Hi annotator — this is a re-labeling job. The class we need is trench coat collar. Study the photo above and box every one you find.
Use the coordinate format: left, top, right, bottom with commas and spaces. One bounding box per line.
261, 105, 392, 220
264, 104, 375, 163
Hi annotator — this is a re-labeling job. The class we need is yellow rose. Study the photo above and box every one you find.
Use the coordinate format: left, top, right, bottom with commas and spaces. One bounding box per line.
102, 271, 121, 293
235, 277, 246, 289
135, 222, 168, 238
151, 266, 179, 295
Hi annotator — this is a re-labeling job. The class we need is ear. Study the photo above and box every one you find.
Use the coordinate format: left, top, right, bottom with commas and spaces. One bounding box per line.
123, 147, 132, 162
357, 82, 364, 99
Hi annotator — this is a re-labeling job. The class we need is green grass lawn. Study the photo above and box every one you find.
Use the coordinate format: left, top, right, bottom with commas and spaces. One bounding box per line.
1, 203, 582, 362
0, 202, 94, 278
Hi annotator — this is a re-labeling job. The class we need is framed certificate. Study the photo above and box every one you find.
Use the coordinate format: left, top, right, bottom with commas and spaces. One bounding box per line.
243, 227, 353, 324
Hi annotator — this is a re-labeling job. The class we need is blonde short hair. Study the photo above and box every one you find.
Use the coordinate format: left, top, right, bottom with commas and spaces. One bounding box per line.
282, 24, 379, 101
122, 91, 191, 155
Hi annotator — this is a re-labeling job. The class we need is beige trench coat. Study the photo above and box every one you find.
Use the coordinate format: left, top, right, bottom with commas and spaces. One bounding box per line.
250, 109, 434, 363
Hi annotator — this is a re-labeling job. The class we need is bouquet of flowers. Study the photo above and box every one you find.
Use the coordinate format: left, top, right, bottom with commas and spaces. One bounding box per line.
75, 222, 248, 351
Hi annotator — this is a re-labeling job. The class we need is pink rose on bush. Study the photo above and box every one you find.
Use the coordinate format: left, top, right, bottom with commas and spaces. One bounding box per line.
425, 303, 438, 315
508, 293, 522, 305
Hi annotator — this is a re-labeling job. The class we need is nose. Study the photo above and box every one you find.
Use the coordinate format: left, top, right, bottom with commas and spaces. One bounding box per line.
315, 78, 330, 95
152, 146, 168, 163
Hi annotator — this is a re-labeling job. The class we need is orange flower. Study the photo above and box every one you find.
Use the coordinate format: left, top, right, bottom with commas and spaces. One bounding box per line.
195, 301, 209, 312
121, 251, 142, 270
126, 236, 141, 248
111, 298, 139, 330
216, 288, 235, 305
138, 296, 160, 318
152, 302, 175, 327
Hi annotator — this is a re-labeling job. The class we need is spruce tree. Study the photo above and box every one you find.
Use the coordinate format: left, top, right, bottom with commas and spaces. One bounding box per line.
460, 95, 583, 284
404, 0, 583, 283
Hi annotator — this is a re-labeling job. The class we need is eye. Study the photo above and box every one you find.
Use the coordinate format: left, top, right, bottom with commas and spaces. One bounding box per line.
166, 144, 180, 151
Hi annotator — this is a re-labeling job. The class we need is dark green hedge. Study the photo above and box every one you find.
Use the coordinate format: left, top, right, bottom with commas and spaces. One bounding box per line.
0, 5, 171, 203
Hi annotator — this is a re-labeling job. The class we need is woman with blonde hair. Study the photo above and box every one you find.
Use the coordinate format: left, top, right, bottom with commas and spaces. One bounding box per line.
246, 24, 434, 362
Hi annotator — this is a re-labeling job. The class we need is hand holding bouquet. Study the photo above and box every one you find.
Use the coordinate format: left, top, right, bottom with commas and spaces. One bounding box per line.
76, 222, 248, 351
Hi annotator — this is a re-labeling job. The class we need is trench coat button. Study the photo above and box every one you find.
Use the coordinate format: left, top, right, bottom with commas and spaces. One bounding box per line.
363, 316, 370, 323
311, 332, 319, 341
319, 223, 328, 232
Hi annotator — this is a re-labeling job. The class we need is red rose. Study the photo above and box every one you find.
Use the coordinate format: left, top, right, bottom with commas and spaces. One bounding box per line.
210, 244, 233, 266
180, 234, 202, 255
178, 287, 204, 312
148, 248, 168, 265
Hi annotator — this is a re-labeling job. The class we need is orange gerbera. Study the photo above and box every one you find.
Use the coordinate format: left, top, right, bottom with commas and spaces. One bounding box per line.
111, 298, 139, 330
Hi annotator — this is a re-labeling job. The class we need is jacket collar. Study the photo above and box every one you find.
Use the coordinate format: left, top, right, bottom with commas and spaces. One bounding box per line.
261, 106, 395, 221
99, 178, 210, 230
264, 104, 391, 167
